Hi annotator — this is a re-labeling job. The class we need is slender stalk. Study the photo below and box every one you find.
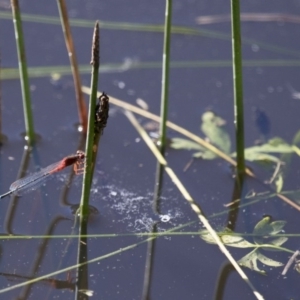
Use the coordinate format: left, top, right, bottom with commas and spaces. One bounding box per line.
75, 218, 89, 300
76, 22, 100, 300
10, 0, 35, 145
143, 4, 172, 295
158, 0, 172, 156
141, 225, 157, 300
231, 0, 245, 184
79, 21, 100, 217
226, 177, 243, 231
56, 0, 88, 133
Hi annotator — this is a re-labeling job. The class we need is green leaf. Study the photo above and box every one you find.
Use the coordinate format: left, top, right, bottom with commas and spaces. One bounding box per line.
275, 173, 283, 193
255, 138, 293, 152
253, 217, 287, 246
219, 234, 256, 248
236, 138, 296, 163
243, 151, 282, 163
238, 249, 283, 274
170, 138, 219, 160
170, 138, 204, 151
268, 137, 289, 146
238, 249, 266, 274
253, 216, 273, 244
255, 252, 283, 267
193, 150, 218, 160
199, 228, 255, 248
267, 237, 288, 247
171, 112, 232, 159
270, 221, 287, 234
193, 151, 204, 158
200, 111, 231, 154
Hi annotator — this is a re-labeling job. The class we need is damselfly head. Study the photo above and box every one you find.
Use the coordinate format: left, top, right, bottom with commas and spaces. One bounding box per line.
76, 151, 85, 160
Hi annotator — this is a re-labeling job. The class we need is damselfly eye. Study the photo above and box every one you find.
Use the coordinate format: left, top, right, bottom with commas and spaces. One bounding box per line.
76, 150, 85, 159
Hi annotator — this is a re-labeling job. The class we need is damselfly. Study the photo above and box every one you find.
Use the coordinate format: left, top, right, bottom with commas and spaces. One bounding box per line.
0, 150, 85, 199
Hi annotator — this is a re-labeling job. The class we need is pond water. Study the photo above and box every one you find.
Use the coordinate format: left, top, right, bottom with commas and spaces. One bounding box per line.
1, 0, 300, 299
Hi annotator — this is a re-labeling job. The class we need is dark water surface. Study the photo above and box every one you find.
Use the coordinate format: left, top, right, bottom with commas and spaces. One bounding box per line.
1, 0, 300, 299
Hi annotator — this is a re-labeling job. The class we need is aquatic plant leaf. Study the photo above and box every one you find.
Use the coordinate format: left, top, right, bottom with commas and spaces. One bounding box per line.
255, 252, 283, 267
238, 249, 283, 274
236, 138, 296, 163
267, 236, 288, 247
170, 138, 218, 160
242, 151, 282, 163
253, 217, 287, 245
270, 220, 287, 234
193, 151, 204, 158
170, 138, 204, 151
268, 137, 288, 145
220, 234, 255, 248
238, 249, 266, 274
275, 173, 283, 193
253, 216, 273, 244
193, 150, 217, 159
246, 139, 294, 154
200, 111, 231, 154
201, 151, 218, 159
171, 112, 231, 159
199, 229, 255, 248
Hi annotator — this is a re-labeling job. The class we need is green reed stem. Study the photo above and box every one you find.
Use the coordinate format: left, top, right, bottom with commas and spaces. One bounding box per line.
79, 21, 99, 217
158, 0, 172, 155
11, 0, 35, 145
231, 0, 245, 183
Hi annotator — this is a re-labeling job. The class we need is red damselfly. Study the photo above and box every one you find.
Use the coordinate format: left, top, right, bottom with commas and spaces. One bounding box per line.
0, 150, 85, 199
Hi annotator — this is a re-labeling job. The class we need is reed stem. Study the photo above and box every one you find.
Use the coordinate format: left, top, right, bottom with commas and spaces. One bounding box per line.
231, 0, 245, 184
11, 0, 35, 145
158, 0, 172, 156
79, 21, 100, 217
